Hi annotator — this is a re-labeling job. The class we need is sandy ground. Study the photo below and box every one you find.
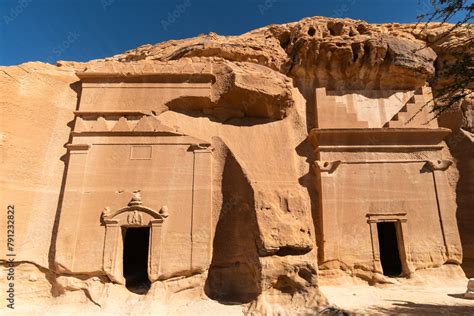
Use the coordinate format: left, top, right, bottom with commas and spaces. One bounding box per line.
3, 287, 474, 315
2, 299, 245, 316
3, 266, 474, 315
321, 283, 474, 314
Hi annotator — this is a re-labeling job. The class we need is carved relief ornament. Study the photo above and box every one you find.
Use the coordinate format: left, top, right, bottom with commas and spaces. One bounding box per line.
313, 160, 342, 173
425, 159, 453, 171
101, 191, 169, 225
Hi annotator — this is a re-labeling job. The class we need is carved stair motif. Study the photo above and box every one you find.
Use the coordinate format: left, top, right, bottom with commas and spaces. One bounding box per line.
384, 87, 437, 128
315, 88, 369, 128
73, 111, 178, 134
111, 116, 130, 131
133, 116, 155, 132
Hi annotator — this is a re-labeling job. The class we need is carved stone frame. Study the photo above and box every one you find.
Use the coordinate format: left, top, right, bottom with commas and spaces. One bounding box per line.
366, 213, 414, 277
102, 202, 169, 284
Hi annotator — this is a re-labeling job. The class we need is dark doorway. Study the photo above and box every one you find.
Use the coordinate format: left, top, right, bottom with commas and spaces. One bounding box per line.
377, 222, 402, 277
123, 227, 151, 294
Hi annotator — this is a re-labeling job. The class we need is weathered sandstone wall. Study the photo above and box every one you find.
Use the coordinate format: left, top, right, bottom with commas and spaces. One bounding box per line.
0, 16, 472, 313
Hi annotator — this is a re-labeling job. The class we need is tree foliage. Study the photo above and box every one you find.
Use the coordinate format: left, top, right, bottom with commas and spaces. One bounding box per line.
417, 0, 473, 122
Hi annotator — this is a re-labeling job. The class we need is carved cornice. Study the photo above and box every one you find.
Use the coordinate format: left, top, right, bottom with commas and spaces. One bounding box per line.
65, 144, 91, 152
309, 128, 451, 149
76, 62, 214, 82
74, 110, 149, 117
366, 212, 408, 223
189, 143, 213, 152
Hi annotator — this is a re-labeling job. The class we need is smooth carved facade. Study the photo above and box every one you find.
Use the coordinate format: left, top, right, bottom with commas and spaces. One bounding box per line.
54, 70, 465, 290
310, 88, 463, 278
55, 69, 214, 284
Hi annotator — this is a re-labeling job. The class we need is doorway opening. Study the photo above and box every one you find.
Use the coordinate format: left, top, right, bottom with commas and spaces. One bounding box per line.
123, 227, 151, 294
377, 222, 402, 277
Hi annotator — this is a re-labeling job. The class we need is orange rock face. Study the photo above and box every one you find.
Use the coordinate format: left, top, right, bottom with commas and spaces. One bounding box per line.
0, 17, 473, 314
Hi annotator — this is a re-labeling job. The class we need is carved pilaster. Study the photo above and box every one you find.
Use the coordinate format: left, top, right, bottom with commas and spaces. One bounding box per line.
148, 219, 164, 282
426, 159, 462, 263
55, 144, 89, 271
103, 219, 124, 284
190, 146, 213, 272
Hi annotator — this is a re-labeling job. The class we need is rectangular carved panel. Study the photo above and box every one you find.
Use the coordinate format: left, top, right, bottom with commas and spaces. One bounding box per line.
130, 145, 152, 160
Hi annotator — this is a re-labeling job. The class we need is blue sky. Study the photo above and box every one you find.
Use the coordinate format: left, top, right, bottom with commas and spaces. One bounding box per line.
0, 0, 467, 66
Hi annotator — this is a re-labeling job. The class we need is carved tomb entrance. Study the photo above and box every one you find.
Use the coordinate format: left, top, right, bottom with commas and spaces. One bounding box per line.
377, 222, 402, 277
310, 126, 463, 276
54, 66, 215, 293
123, 226, 151, 294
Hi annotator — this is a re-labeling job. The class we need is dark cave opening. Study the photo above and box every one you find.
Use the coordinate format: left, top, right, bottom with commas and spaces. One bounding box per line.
123, 227, 151, 294
377, 222, 402, 277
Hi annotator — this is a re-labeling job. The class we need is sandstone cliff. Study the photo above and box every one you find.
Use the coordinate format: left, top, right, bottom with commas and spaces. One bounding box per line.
0, 16, 472, 314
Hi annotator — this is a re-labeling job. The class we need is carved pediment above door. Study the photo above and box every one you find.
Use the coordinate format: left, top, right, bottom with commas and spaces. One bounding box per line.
101, 192, 170, 284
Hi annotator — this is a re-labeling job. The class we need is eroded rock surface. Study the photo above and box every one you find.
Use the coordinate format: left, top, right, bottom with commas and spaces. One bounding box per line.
1, 16, 473, 314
